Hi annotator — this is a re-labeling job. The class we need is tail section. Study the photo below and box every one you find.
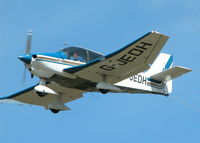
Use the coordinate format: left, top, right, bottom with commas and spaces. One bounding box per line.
115, 53, 191, 96
150, 66, 192, 94
147, 53, 191, 94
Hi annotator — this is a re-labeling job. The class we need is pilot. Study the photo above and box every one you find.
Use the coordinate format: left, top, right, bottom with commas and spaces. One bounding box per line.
71, 52, 85, 62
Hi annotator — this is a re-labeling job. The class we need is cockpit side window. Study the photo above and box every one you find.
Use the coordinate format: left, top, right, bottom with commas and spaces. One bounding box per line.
59, 46, 103, 63
58, 51, 68, 59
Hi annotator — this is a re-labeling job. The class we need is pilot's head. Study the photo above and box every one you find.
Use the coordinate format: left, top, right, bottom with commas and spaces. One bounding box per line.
73, 52, 78, 58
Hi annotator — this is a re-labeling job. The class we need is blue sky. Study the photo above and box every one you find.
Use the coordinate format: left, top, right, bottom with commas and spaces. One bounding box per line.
0, 0, 200, 143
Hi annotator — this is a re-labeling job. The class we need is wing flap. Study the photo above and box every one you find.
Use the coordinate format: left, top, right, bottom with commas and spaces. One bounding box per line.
150, 66, 192, 82
64, 31, 169, 84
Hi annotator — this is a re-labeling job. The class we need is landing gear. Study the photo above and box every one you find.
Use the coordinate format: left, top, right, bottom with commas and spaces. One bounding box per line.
36, 91, 47, 97
98, 89, 110, 94
50, 109, 60, 114
96, 75, 121, 94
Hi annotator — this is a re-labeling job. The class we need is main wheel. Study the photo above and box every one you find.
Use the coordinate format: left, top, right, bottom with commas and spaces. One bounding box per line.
98, 89, 109, 94
50, 109, 60, 114
36, 91, 47, 97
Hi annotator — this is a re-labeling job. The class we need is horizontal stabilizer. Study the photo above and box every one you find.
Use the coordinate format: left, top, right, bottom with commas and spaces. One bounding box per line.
150, 66, 192, 82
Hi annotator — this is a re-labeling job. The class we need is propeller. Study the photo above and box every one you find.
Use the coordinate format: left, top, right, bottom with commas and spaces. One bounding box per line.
26, 30, 32, 55
20, 30, 33, 83
22, 64, 27, 83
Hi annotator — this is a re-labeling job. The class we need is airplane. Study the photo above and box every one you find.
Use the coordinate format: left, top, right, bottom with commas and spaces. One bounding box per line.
0, 31, 192, 113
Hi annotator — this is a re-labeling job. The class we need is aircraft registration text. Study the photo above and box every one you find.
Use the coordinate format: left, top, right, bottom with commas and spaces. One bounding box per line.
99, 41, 152, 71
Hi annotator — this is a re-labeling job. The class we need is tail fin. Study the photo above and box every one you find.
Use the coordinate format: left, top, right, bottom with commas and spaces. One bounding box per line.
147, 53, 173, 94
147, 53, 173, 75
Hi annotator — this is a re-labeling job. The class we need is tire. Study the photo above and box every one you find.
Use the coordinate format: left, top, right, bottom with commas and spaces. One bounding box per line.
36, 91, 47, 97
99, 89, 109, 94
50, 109, 60, 114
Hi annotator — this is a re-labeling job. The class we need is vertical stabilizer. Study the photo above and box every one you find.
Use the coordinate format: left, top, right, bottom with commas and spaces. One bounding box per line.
147, 53, 173, 75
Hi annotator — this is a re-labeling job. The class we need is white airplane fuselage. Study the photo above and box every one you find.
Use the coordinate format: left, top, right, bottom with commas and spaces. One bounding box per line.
27, 53, 171, 96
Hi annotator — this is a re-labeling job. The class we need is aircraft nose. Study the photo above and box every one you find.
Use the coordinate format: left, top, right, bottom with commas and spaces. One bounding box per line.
18, 55, 32, 64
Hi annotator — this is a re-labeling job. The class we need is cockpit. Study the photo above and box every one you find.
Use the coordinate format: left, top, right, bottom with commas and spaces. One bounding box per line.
59, 46, 103, 63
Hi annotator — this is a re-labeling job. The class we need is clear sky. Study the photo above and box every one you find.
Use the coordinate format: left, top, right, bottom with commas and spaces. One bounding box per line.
0, 0, 200, 143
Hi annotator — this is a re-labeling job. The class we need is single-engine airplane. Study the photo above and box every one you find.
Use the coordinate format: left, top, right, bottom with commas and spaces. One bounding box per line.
0, 31, 192, 113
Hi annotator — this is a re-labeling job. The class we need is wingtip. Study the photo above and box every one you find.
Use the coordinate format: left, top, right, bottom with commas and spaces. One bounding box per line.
176, 66, 192, 72
151, 30, 161, 34
27, 30, 33, 35
150, 30, 169, 39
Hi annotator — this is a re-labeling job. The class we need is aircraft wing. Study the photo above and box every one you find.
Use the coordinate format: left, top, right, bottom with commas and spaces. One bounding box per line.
0, 82, 83, 109
64, 31, 169, 84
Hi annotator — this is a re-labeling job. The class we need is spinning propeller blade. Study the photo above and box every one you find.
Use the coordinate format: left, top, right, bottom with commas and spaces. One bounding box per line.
26, 30, 32, 55
21, 30, 33, 83
22, 64, 27, 83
